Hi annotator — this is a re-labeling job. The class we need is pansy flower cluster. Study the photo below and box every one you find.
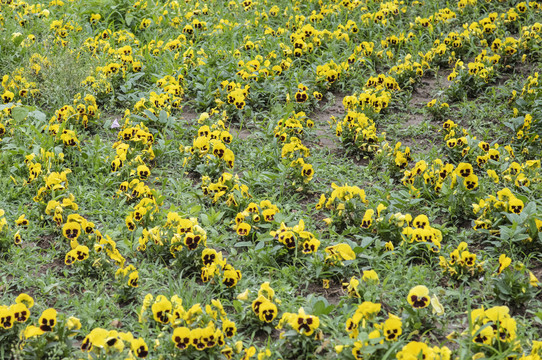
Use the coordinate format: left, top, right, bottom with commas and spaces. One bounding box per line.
394, 342, 452, 360
344, 301, 382, 339
46, 93, 101, 136
332, 75, 400, 155
341, 270, 379, 298
0, 209, 7, 236
1, 67, 39, 105
275, 111, 314, 188
236, 282, 280, 325
201, 172, 251, 207
273, 111, 313, 141
125, 196, 160, 232
112, 119, 156, 177
0, 293, 33, 331
511, 71, 542, 152
324, 243, 356, 266
3, 294, 84, 352
0, 105, 15, 139
234, 200, 279, 238
493, 254, 540, 304
23, 147, 131, 283
138, 293, 239, 357
401, 215, 443, 253
315, 183, 368, 228
270, 219, 320, 254
276, 307, 320, 337
401, 158, 456, 196
80, 327, 146, 357
339, 305, 430, 360
281, 136, 313, 185
468, 306, 518, 349
216, 80, 250, 111
115, 264, 139, 289
200, 248, 242, 288
180, 111, 235, 176
28, 167, 72, 203
62, 217, 127, 272
22, 149, 64, 186
472, 186, 540, 247
136, 212, 205, 255
386, 141, 413, 172
439, 242, 484, 280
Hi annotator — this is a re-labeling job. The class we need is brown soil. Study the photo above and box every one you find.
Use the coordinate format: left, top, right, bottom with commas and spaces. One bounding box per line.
180, 105, 199, 123
410, 71, 452, 105
36, 234, 57, 249
310, 94, 345, 151
236, 128, 253, 140
410, 78, 437, 107
299, 280, 343, 306
397, 71, 455, 153
36, 256, 64, 277
403, 113, 426, 128
531, 264, 542, 282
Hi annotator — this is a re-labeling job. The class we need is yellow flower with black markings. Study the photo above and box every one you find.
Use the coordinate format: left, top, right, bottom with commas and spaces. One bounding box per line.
62, 221, 81, 240
152, 296, 172, 324
463, 174, 478, 190
222, 318, 237, 338
137, 164, 150, 180
222, 268, 241, 288
172, 327, 191, 349
15, 214, 29, 227
289, 307, 320, 336
38, 308, 57, 331
131, 337, 149, 358
12, 302, 30, 323
14, 231, 22, 245
258, 300, 278, 323
382, 314, 402, 341
508, 197, 524, 214
407, 285, 430, 309
236, 222, 251, 236
0, 307, 14, 329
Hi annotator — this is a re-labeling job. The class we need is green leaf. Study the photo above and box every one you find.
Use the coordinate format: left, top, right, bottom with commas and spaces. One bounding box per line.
125, 13, 134, 26
190, 205, 201, 214
360, 236, 374, 249
495, 280, 510, 295
12, 107, 29, 122
312, 300, 326, 315
159, 110, 168, 124
28, 110, 47, 123
200, 213, 209, 227
143, 109, 158, 121
311, 300, 334, 316
235, 241, 252, 247
232, 300, 243, 313
12, 34, 24, 47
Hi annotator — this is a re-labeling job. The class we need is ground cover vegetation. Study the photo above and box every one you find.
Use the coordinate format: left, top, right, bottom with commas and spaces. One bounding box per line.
0, 0, 541, 358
